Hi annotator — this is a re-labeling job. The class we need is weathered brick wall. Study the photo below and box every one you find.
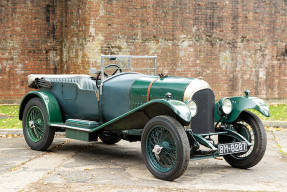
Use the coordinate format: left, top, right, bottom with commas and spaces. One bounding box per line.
1, 0, 287, 103
0, 0, 61, 103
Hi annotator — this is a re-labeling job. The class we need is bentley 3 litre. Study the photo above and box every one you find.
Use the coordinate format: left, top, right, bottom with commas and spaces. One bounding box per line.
19, 55, 270, 180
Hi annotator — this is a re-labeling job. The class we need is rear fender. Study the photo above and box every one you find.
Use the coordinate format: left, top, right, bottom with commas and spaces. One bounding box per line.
19, 91, 63, 125
90, 99, 191, 132
215, 96, 270, 123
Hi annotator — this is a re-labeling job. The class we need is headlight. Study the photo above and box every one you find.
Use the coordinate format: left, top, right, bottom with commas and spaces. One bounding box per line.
187, 100, 197, 117
219, 98, 232, 115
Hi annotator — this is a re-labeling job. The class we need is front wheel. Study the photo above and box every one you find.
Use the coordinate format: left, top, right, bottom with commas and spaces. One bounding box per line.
141, 116, 190, 181
220, 110, 267, 169
23, 98, 55, 151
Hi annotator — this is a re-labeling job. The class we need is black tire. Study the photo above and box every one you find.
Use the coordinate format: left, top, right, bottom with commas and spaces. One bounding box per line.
141, 115, 190, 181
99, 131, 121, 144
221, 110, 267, 169
22, 98, 55, 151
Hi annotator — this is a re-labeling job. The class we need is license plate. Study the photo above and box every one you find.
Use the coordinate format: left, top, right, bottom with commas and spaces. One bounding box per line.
218, 142, 248, 155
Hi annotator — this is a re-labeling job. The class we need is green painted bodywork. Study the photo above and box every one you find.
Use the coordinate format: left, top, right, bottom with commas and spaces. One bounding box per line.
129, 76, 193, 109
215, 96, 270, 123
41, 81, 100, 121
19, 91, 63, 125
66, 119, 100, 129
89, 99, 192, 133
66, 129, 97, 141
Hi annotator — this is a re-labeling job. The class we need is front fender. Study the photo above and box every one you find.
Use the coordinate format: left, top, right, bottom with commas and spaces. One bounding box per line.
19, 91, 63, 125
90, 99, 191, 132
215, 96, 270, 123
152, 99, 192, 124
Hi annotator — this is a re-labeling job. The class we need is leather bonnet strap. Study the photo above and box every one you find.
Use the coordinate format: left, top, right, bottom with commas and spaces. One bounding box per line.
146, 74, 167, 102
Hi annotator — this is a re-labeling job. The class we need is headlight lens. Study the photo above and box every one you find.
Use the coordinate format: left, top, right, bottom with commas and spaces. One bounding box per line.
187, 100, 197, 117
220, 98, 232, 115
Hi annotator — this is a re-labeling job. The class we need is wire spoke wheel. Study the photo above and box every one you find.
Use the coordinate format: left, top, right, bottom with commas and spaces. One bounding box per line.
141, 116, 190, 181
147, 126, 177, 172
220, 110, 267, 169
23, 98, 55, 151
26, 106, 45, 142
231, 121, 254, 159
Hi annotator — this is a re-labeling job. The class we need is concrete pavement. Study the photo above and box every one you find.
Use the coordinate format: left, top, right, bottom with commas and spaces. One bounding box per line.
0, 130, 286, 192
264, 121, 287, 128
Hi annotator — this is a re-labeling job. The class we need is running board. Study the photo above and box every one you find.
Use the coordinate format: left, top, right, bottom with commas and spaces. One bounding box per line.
51, 123, 91, 132
51, 119, 101, 141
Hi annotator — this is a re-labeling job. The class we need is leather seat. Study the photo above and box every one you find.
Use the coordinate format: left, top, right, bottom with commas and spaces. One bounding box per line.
79, 78, 98, 90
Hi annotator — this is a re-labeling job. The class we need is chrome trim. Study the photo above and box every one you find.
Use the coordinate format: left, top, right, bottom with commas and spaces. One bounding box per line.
221, 98, 232, 115
50, 124, 91, 132
183, 79, 212, 101
187, 100, 197, 117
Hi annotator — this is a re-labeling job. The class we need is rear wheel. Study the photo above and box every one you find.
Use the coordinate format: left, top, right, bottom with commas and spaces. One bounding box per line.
220, 110, 267, 168
141, 116, 190, 181
23, 98, 55, 151
99, 131, 121, 144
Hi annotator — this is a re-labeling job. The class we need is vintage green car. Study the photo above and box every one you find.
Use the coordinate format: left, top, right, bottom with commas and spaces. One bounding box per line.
19, 55, 270, 181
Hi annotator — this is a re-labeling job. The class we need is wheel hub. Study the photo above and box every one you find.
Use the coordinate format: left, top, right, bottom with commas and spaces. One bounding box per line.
29, 121, 35, 128
152, 144, 163, 161
161, 141, 170, 149
29, 120, 39, 138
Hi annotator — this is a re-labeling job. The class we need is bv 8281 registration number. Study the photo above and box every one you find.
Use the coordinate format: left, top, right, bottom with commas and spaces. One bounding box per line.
218, 142, 248, 155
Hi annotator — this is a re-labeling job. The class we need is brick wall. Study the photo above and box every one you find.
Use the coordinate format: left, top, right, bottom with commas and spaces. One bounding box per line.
1, 0, 287, 103
0, 0, 61, 103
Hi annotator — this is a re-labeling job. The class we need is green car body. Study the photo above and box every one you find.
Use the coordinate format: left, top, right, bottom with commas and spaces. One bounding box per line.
215, 96, 270, 122
19, 75, 270, 132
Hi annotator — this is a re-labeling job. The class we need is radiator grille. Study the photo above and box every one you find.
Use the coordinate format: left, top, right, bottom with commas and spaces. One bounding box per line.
190, 89, 215, 134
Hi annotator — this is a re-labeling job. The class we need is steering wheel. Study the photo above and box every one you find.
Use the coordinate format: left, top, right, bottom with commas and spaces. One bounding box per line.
95, 64, 122, 88
104, 64, 122, 76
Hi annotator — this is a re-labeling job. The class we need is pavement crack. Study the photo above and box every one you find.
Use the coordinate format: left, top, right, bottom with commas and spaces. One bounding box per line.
9, 140, 71, 172
270, 130, 287, 157
34, 143, 83, 185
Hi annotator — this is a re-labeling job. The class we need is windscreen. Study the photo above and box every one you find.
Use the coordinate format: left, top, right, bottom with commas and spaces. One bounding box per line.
100, 56, 157, 78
